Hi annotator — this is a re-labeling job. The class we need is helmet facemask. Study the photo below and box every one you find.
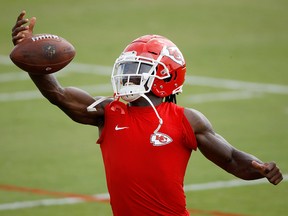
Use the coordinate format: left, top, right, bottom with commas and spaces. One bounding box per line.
111, 51, 170, 102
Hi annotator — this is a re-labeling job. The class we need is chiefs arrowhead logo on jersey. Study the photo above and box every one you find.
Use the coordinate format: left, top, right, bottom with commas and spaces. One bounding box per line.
150, 132, 173, 146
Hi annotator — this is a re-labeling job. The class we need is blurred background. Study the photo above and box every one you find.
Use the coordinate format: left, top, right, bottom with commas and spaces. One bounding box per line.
0, 0, 287, 215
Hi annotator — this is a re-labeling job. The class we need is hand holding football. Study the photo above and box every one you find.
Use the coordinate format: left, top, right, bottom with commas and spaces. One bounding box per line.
10, 34, 76, 74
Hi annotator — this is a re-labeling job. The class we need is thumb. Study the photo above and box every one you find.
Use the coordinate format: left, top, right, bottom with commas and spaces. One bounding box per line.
251, 160, 269, 174
29, 17, 36, 33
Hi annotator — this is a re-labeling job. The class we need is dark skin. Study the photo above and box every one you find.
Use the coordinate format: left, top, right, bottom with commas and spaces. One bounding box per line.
12, 11, 283, 185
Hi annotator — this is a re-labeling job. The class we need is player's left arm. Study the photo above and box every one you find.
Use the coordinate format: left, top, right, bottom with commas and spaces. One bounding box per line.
184, 108, 283, 185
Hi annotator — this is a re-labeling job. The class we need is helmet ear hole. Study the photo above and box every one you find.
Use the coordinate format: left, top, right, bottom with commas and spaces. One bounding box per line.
164, 76, 172, 83
173, 71, 178, 80
163, 71, 178, 83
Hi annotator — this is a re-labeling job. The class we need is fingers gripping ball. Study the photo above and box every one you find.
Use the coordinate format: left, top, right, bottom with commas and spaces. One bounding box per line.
10, 34, 76, 74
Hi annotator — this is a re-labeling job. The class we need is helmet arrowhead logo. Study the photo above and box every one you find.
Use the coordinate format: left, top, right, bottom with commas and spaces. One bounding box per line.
163, 46, 185, 66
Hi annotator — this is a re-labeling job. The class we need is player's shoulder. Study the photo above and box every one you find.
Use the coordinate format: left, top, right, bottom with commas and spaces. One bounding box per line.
184, 107, 213, 134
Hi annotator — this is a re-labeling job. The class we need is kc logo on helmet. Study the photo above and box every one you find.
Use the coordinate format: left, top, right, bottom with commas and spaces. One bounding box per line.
163, 46, 185, 66
150, 132, 173, 146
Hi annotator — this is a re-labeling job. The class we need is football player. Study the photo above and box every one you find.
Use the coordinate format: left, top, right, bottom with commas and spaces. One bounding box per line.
11, 10, 283, 216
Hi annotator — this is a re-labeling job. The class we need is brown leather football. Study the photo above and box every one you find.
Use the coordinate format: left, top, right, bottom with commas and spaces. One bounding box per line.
10, 34, 76, 74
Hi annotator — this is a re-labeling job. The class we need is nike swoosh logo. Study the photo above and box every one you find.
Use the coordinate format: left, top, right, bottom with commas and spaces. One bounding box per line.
115, 125, 129, 131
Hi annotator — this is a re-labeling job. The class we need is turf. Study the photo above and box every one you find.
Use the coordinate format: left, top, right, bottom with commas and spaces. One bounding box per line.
0, 0, 287, 215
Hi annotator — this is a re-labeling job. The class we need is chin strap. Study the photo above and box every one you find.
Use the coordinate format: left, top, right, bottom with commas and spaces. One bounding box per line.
87, 96, 113, 112
140, 94, 163, 134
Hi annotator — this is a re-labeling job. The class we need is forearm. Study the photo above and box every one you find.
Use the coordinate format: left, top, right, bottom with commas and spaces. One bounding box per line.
197, 132, 265, 180
226, 149, 264, 180
29, 73, 64, 104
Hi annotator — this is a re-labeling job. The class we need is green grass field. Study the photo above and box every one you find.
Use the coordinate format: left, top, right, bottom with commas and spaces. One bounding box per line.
1, 0, 287, 215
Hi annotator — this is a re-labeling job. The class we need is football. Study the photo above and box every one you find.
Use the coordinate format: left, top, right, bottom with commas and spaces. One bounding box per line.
10, 34, 76, 74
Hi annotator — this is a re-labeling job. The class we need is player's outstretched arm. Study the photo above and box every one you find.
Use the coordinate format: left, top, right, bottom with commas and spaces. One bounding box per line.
184, 108, 283, 185
11, 11, 108, 127
28, 73, 109, 126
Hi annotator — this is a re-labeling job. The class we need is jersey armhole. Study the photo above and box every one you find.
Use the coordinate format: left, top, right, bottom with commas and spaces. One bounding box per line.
96, 100, 127, 145
96, 103, 110, 145
182, 114, 198, 150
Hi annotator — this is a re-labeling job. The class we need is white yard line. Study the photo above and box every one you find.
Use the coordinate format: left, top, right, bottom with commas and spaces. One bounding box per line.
0, 84, 112, 102
0, 175, 287, 211
0, 192, 111, 211
184, 174, 288, 191
0, 55, 14, 65
183, 90, 263, 104
185, 76, 288, 95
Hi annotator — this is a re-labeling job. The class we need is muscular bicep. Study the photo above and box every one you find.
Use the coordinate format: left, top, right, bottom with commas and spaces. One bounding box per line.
56, 87, 107, 126
29, 73, 108, 127
185, 108, 235, 170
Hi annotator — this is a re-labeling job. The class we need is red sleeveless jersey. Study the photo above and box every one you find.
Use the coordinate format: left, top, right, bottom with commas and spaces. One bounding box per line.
97, 101, 197, 216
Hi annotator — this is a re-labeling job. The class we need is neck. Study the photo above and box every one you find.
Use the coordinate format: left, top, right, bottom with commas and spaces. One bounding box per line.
129, 93, 163, 107
128, 93, 164, 134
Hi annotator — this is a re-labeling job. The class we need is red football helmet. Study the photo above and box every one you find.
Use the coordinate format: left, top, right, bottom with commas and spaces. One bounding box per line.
111, 35, 186, 102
